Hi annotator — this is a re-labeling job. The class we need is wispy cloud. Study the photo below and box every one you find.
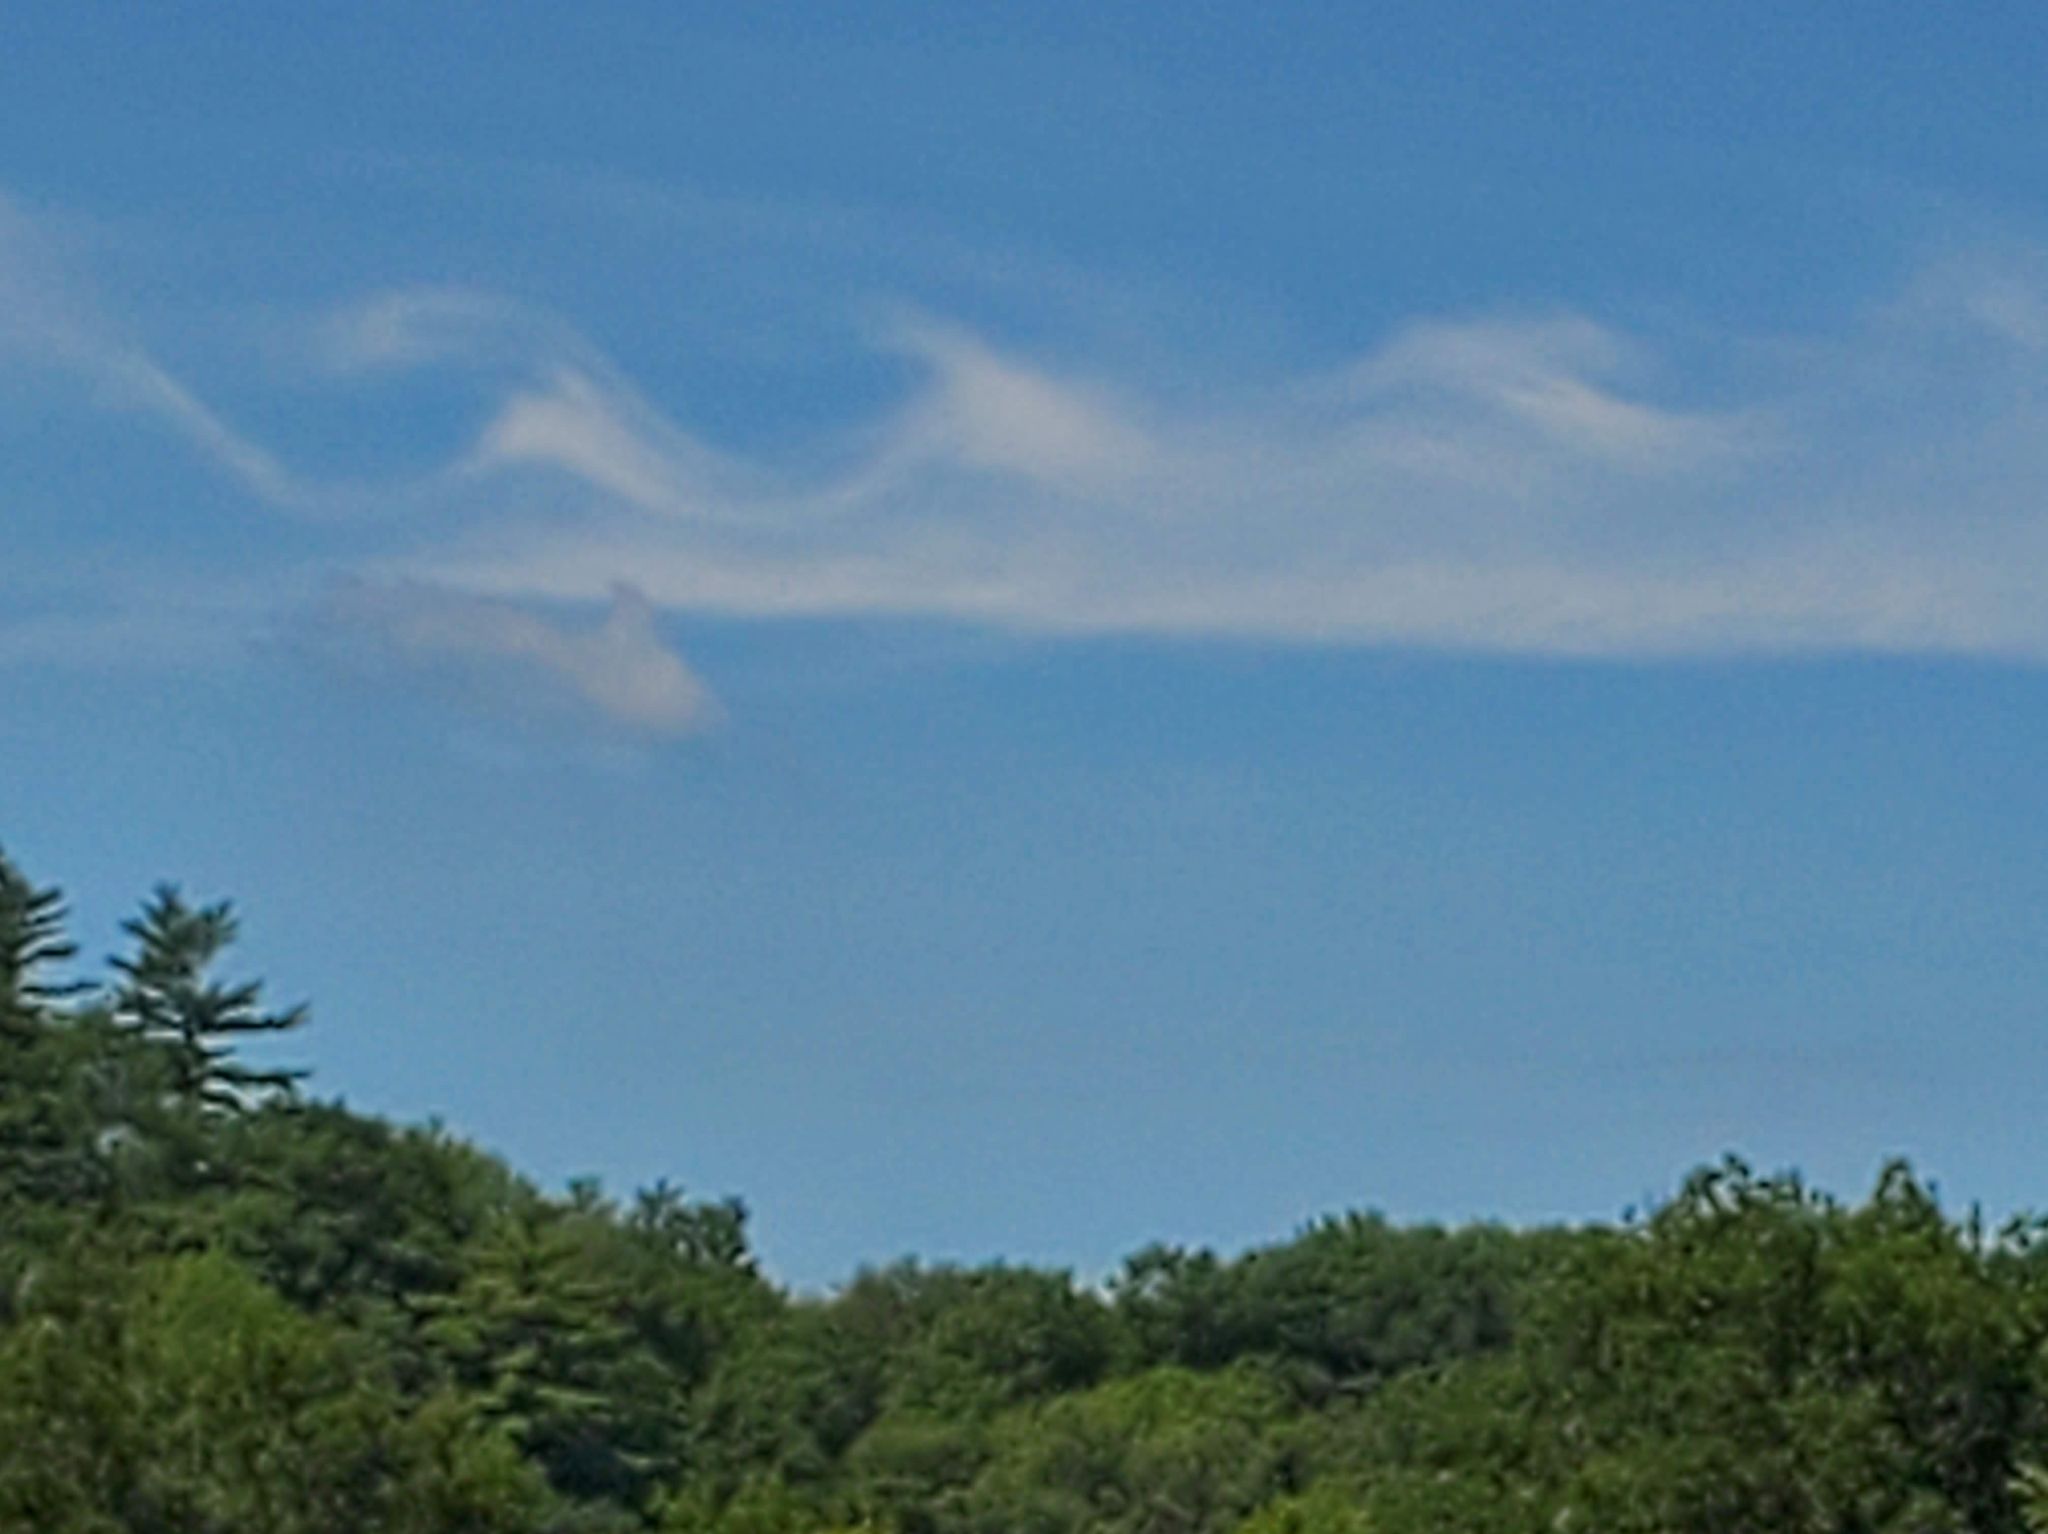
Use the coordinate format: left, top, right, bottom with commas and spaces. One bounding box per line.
0, 192, 302, 507
14, 184, 2048, 673
881, 318, 1160, 492
389, 266, 2048, 658
310, 580, 717, 736
0, 561, 284, 673
468, 367, 751, 517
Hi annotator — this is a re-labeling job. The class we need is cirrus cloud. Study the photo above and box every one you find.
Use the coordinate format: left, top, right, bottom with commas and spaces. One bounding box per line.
12, 183, 2048, 701
387, 268, 2048, 659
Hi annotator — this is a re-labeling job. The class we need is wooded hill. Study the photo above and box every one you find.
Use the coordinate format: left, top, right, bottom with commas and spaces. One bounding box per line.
4, 842, 2046, 1533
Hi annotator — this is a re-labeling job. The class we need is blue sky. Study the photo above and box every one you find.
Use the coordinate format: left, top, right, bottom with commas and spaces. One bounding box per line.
6, 4, 2048, 1283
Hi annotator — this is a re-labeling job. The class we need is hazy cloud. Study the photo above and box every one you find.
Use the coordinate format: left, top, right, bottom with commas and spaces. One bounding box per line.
314, 580, 717, 736
885, 319, 1159, 491
0, 193, 303, 506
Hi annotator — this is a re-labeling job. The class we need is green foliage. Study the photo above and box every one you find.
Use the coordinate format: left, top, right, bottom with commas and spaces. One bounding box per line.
0, 1243, 554, 1532
841, 1411, 991, 1534
422, 1207, 680, 1511
879, 1263, 1120, 1416
1230, 1484, 1371, 1534
112, 883, 307, 1111
0, 842, 79, 1033
206, 1102, 531, 1315
1113, 1214, 1528, 1393
2015, 1463, 2048, 1534
1499, 1159, 2044, 1532
693, 1303, 891, 1495
956, 1365, 1297, 1534
13, 839, 2048, 1534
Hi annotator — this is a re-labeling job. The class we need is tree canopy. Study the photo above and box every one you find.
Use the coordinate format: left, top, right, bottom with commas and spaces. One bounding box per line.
5, 839, 2048, 1533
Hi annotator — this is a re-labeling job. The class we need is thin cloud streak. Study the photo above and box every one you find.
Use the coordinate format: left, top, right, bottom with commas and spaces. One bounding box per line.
0, 193, 305, 508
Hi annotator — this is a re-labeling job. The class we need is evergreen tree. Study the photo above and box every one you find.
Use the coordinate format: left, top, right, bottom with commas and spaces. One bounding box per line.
111, 884, 307, 1111
0, 844, 79, 1038
0, 847, 115, 1213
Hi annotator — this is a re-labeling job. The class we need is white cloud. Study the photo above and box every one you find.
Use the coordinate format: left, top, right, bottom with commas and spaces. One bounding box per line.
0, 192, 302, 506
314, 580, 717, 736
314, 286, 537, 372
404, 269, 2048, 658
468, 367, 747, 516
1348, 315, 1733, 467
104, 350, 300, 504
884, 319, 1159, 491
18, 185, 2048, 667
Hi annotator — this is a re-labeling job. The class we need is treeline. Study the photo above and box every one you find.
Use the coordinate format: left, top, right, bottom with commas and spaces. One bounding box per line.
7, 846, 2048, 1532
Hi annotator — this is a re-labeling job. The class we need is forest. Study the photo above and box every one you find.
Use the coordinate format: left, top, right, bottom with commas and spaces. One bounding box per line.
6, 841, 2048, 1534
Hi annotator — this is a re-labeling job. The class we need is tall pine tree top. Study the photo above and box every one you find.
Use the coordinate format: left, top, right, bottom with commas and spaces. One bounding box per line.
111, 885, 307, 1111
0, 846, 79, 1039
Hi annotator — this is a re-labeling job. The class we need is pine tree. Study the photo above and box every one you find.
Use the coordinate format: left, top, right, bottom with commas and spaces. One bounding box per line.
0, 848, 134, 1210
0, 844, 80, 1039
111, 885, 307, 1112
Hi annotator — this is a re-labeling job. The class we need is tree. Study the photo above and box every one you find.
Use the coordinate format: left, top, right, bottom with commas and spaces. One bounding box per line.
0, 844, 79, 1036
111, 884, 306, 1111
2014, 1463, 2048, 1534
421, 1205, 708, 1519
955, 1364, 1298, 1534
0, 1243, 556, 1533
0, 848, 139, 1216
